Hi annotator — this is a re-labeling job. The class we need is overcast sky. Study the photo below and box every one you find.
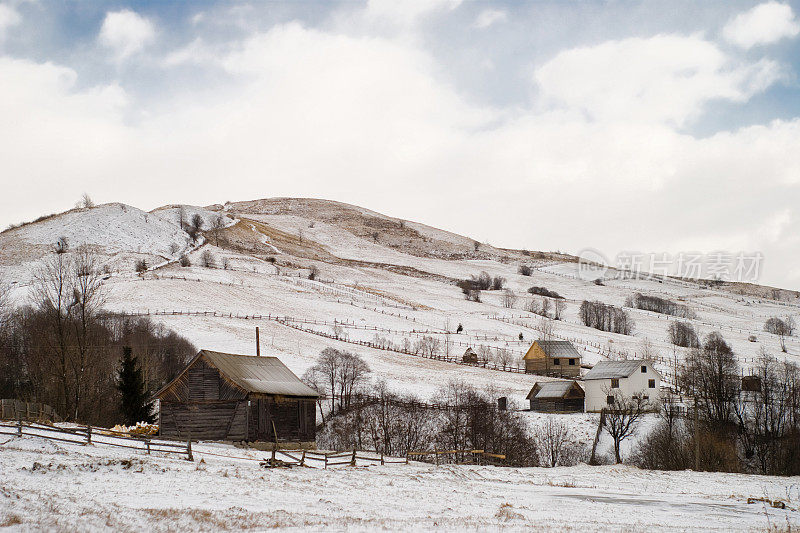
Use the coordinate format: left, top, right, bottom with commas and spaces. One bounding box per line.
1, 1, 799, 289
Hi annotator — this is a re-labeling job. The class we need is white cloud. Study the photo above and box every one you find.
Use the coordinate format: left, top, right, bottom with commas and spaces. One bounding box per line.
723, 1, 800, 49
98, 9, 156, 61
0, 3, 21, 41
1, 17, 799, 289
534, 34, 784, 126
473, 9, 507, 29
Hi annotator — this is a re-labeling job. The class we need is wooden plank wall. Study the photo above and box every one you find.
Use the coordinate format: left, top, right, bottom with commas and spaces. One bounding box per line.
248, 397, 316, 442
160, 400, 248, 440
524, 359, 581, 378
529, 398, 584, 413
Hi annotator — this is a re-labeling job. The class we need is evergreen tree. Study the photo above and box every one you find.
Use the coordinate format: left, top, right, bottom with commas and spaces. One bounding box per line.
117, 346, 155, 425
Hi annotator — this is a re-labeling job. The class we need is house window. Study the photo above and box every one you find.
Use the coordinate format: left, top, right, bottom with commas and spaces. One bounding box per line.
553, 358, 560, 366
606, 395, 615, 405
569, 358, 576, 366
641, 365, 647, 373
611, 378, 620, 388
648, 379, 655, 389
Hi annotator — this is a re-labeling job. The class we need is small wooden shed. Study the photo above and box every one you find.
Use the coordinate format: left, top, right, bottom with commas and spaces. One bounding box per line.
154, 350, 318, 443
526, 381, 585, 413
523, 340, 582, 377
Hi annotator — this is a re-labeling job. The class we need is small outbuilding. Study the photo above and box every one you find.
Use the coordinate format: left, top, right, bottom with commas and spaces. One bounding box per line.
583, 359, 661, 412
526, 381, 585, 413
523, 340, 582, 377
462, 347, 479, 364
154, 350, 318, 443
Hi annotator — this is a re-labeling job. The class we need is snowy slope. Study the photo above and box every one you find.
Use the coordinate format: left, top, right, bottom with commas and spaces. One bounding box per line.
1, 434, 797, 531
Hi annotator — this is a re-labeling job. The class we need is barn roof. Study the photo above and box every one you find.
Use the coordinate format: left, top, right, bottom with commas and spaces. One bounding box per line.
199, 351, 319, 397
527, 380, 584, 399
583, 360, 656, 380
536, 340, 581, 358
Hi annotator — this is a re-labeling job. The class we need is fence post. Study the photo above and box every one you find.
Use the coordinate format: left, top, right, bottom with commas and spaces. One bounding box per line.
187, 435, 194, 462
17, 415, 22, 437
300, 450, 306, 467
351, 449, 356, 466
146, 440, 151, 454
324, 455, 328, 469
87, 424, 92, 445
435, 446, 439, 466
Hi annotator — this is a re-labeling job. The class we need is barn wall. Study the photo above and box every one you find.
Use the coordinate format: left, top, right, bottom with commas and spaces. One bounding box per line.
248, 396, 316, 442
528, 398, 584, 413
524, 359, 581, 378
159, 400, 248, 441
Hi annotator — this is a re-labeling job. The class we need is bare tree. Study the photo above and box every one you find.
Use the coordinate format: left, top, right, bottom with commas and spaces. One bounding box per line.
201, 250, 215, 268
764, 316, 795, 353
77, 193, 95, 209
669, 321, 700, 348
603, 391, 649, 463
541, 297, 551, 318
502, 289, 517, 309
168, 243, 180, 256
679, 332, 739, 427
553, 299, 566, 321
210, 215, 227, 246
533, 417, 585, 467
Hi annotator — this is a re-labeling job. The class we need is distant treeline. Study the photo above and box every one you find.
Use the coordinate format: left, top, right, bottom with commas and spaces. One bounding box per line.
625, 293, 696, 319
579, 300, 634, 335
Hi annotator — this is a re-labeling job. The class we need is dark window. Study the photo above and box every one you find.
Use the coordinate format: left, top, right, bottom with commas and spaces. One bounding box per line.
611, 378, 620, 388
569, 358, 576, 366
553, 358, 560, 366
642, 395, 649, 400
648, 379, 655, 389
606, 395, 615, 405
641, 365, 647, 373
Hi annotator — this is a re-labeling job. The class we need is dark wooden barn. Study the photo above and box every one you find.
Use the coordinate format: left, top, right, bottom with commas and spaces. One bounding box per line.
154, 350, 318, 443
526, 380, 585, 413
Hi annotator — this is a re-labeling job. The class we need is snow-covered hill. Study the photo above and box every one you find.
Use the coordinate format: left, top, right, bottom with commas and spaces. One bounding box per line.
1, 197, 799, 412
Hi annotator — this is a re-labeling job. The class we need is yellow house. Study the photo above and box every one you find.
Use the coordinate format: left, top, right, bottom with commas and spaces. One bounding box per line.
523, 340, 582, 378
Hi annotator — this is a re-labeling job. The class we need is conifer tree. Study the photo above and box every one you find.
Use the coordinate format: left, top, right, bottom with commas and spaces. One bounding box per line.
117, 346, 155, 425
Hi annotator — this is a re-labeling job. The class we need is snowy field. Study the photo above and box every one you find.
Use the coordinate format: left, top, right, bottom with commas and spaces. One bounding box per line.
1, 434, 798, 532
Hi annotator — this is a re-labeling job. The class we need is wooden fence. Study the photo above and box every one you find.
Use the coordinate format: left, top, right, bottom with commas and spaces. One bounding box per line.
0, 400, 60, 422
0, 420, 193, 460
406, 448, 506, 465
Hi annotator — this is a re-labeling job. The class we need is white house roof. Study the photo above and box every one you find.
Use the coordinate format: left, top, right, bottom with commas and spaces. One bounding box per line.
583, 360, 659, 380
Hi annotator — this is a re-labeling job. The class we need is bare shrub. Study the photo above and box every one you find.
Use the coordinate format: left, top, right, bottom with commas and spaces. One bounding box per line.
533, 416, 588, 467
201, 250, 215, 268
135, 259, 148, 273
179, 255, 191, 267
518, 265, 532, 276
527, 286, 562, 299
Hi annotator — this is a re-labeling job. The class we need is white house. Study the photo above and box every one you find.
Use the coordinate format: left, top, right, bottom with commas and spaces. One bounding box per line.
583, 360, 661, 412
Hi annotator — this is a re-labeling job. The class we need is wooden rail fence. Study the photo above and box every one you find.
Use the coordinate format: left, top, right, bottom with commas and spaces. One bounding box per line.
0, 420, 193, 460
